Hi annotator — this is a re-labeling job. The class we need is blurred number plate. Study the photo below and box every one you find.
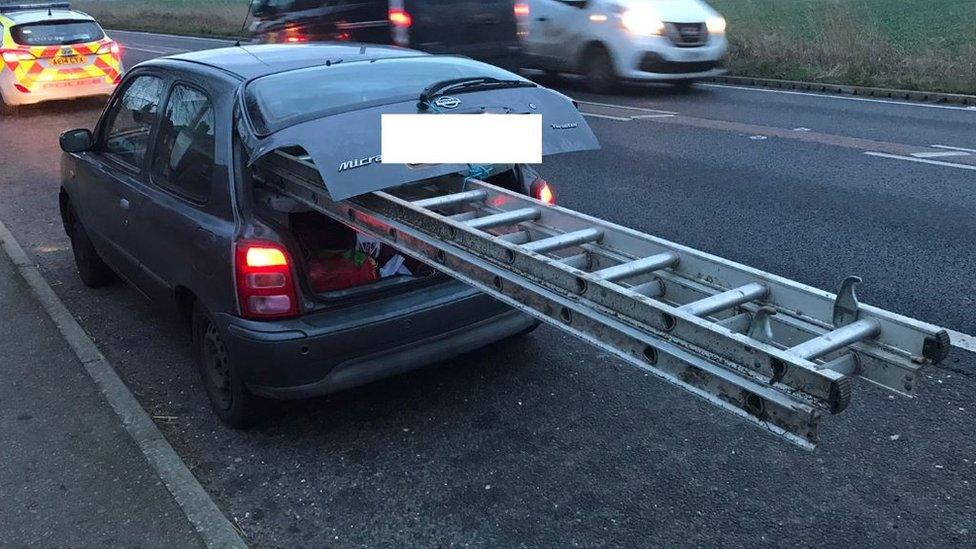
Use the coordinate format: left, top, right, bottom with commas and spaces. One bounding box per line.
52, 56, 85, 66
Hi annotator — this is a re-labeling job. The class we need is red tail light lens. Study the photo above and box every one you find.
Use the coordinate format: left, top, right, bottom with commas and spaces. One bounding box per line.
514, 3, 530, 17
531, 179, 556, 205
389, 8, 413, 28
96, 41, 121, 56
13, 83, 30, 94
236, 242, 299, 319
1, 49, 35, 63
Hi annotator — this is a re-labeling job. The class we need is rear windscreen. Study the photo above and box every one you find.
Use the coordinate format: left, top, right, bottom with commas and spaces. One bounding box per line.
244, 56, 529, 135
11, 20, 105, 46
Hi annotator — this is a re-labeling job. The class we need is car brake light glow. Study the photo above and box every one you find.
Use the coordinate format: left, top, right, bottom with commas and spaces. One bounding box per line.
531, 180, 556, 205
236, 242, 299, 319
1, 49, 35, 62
96, 41, 121, 56
514, 3, 530, 17
389, 8, 412, 28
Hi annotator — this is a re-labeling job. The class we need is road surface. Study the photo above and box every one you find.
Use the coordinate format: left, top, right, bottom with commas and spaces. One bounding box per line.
0, 30, 973, 547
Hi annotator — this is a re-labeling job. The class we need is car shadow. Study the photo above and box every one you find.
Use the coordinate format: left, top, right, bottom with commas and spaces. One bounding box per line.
524, 70, 709, 100
3, 96, 108, 119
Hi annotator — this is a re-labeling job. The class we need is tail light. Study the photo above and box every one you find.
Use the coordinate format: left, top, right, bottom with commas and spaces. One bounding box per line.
235, 241, 300, 319
1, 48, 35, 63
389, 8, 413, 28
514, 3, 530, 38
96, 41, 121, 56
13, 83, 30, 94
531, 179, 556, 205
514, 3, 530, 17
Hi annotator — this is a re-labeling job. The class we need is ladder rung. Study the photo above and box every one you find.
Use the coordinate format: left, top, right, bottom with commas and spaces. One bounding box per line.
628, 279, 665, 298
466, 208, 541, 230
717, 312, 751, 332
819, 354, 859, 375
559, 253, 590, 270
413, 189, 488, 209
497, 231, 530, 244
448, 211, 478, 222
679, 283, 768, 318
592, 252, 679, 282
523, 228, 604, 254
789, 319, 881, 360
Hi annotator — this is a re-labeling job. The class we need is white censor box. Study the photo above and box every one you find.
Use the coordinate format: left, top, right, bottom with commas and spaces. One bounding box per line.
381, 114, 543, 165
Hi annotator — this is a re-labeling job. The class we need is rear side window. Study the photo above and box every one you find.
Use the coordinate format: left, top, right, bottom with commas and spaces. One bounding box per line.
11, 20, 104, 46
151, 84, 215, 203
103, 75, 165, 168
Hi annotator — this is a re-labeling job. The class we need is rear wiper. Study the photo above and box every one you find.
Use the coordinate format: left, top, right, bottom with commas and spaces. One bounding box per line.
419, 77, 536, 108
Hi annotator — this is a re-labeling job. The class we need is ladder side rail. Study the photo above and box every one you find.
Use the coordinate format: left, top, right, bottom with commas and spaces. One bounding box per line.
255, 165, 823, 448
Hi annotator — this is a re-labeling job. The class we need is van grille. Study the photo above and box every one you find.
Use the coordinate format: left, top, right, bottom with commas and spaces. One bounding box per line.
665, 22, 708, 47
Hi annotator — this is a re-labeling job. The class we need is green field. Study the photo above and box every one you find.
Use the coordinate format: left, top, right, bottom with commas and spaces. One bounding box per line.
709, 0, 976, 93
75, 0, 976, 94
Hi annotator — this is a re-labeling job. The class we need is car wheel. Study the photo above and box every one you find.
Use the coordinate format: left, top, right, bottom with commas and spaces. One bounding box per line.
69, 219, 114, 288
192, 302, 268, 429
582, 45, 618, 94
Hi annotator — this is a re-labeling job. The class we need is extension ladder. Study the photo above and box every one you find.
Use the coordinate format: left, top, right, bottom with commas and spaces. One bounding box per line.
256, 150, 950, 449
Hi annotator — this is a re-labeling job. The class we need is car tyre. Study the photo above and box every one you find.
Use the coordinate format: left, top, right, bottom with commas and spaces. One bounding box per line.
192, 302, 268, 429
69, 219, 114, 288
671, 79, 697, 91
582, 45, 618, 94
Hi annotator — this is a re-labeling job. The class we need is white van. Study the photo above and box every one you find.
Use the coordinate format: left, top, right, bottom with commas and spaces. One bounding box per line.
520, 0, 728, 92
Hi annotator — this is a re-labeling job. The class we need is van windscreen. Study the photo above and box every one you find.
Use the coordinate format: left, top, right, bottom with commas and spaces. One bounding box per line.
244, 56, 529, 136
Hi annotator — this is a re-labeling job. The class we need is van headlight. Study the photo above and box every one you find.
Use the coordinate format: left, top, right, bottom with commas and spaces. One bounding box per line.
706, 16, 727, 34
620, 8, 665, 36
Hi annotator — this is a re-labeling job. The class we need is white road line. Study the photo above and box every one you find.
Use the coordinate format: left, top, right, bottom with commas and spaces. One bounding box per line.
631, 114, 676, 119
864, 151, 976, 171
948, 329, 976, 353
581, 112, 632, 121
123, 45, 189, 55
109, 29, 236, 44
932, 144, 976, 153
575, 99, 678, 115
700, 83, 976, 113
911, 151, 970, 159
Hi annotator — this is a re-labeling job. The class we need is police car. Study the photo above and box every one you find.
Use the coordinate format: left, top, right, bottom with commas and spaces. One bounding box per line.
0, 2, 122, 113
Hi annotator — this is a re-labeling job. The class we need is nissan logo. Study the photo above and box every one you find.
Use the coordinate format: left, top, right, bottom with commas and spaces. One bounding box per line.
434, 96, 461, 109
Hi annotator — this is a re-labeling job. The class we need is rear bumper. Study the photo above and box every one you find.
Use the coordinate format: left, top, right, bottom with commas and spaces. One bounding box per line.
0, 73, 117, 106
217, 282, 537, 399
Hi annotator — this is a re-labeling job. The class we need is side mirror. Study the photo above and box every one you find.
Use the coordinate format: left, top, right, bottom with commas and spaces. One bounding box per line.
60, 129, 94, 153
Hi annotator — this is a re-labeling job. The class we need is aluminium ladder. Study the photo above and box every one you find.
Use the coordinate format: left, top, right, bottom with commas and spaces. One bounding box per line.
256, 150, 951, 449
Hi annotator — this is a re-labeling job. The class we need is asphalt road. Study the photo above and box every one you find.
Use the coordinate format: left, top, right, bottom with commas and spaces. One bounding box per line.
1, 30, 974, 548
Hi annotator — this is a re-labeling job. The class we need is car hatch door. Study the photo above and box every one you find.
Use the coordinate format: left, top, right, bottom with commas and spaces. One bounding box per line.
245, 85, 599, 201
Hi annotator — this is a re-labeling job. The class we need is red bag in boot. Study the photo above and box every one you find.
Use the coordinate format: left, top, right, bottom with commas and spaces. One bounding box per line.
308, 250, 378, 292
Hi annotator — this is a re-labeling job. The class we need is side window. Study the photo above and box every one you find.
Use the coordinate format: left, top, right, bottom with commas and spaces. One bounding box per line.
102, 75, 165, 168
150, 84, 215, 203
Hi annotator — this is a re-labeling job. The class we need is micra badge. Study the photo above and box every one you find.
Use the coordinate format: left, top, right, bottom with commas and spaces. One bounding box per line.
338, 155, 382, 173
551, 122, 579, 130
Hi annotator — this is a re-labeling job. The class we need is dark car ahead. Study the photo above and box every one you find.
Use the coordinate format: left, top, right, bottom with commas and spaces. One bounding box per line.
58, 43, 596, 427
250, 0, 526, 69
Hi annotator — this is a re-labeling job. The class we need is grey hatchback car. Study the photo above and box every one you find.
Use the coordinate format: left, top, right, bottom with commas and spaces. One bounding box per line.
58, 43, 596, 427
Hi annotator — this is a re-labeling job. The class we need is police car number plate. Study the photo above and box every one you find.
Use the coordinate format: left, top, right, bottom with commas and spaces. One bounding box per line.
51, 56, 86, 66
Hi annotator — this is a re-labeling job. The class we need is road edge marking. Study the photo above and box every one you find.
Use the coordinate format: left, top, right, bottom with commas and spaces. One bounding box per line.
948, 330, 976, 354
864, 151, 976, 171
699, 83, 976, 113
0, 219, 247, 549
932, 144, 976, 153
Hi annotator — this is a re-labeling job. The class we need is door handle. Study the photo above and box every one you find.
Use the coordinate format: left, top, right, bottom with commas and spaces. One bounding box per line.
536, 16, 549, 21
119, 198, 130, 210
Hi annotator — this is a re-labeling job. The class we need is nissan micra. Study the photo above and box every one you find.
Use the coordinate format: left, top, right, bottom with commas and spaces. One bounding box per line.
58, 43, 596, 427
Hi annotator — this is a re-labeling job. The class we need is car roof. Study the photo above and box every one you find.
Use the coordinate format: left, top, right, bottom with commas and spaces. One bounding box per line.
0, 8, 94, 25
161, 43, 428, 81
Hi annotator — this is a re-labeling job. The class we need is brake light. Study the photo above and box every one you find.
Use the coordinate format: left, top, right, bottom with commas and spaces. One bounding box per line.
96, 41, 121, 56
235, 242, 299, 319
389, 8, 412, 28
514, 3, 530, 17
13, 83, 29, 94
1, 49, 34, 63
531, 179, 556, 205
